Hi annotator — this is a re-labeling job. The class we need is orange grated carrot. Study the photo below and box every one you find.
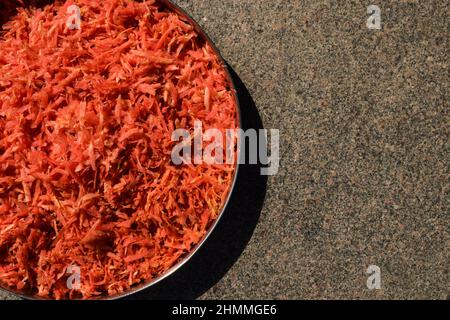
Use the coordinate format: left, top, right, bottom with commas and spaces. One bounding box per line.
0, 0, 237, 299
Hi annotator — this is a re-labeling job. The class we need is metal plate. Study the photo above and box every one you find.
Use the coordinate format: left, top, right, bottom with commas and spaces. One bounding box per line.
0, 0, 241, 300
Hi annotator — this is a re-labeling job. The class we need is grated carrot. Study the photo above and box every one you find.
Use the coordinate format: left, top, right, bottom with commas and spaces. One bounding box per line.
0, 0, 236, 299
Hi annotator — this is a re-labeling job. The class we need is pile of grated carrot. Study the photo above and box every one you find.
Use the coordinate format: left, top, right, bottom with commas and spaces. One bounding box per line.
0, 0, 237, 299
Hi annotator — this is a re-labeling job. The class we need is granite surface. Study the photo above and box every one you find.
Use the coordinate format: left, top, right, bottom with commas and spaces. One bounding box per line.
1, 0, 448, 300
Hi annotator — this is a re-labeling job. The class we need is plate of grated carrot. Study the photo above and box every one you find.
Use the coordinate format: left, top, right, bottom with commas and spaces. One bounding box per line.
0, 0, 239, 299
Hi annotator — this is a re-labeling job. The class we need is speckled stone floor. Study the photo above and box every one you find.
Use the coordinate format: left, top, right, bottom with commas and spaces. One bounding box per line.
1, 0, 448, 300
